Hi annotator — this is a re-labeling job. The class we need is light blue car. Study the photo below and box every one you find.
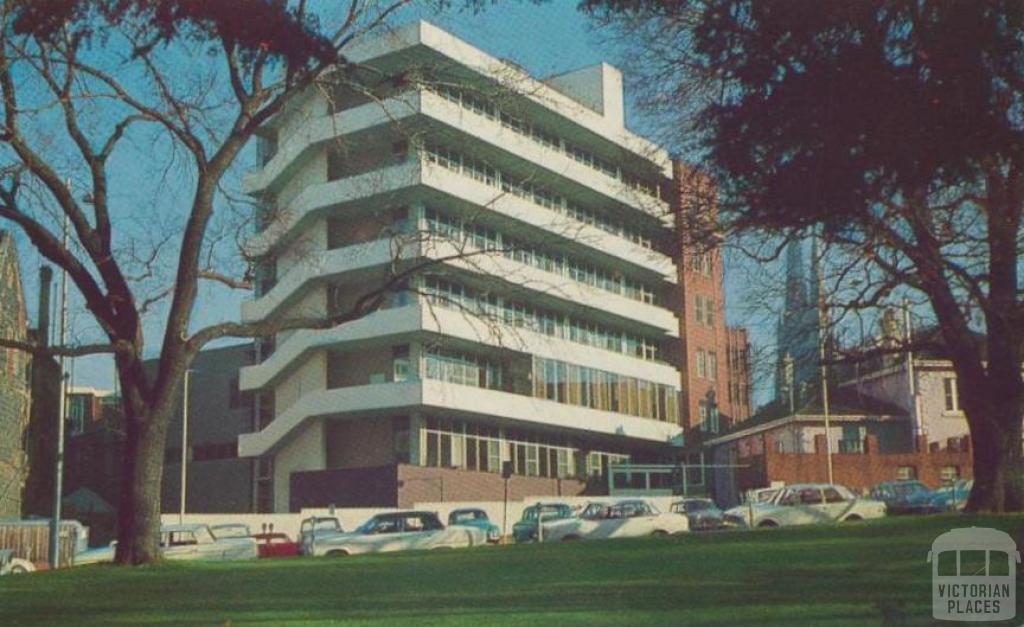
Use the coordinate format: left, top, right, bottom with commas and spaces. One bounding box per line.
447, 508, 501, 544
924, 480, 973, 513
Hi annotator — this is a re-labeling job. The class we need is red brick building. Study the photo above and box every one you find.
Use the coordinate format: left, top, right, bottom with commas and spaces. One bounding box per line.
671, 161, 752, 440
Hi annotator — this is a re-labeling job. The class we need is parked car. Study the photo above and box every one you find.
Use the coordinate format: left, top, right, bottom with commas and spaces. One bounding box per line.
512, 503, 576, 543
542, 499, 688, 542
252, 532, 301, 558
869, 480, 933, 515
923, 479, 973, 513
74, 524, 258, 565
447, 508, 501, 543
299, 516, 344, 556
310, 511, 487, 557
210, 523, 252, 540
0, 548, 35, 575
725, 483, 887, 528
745, 487, 782, 504
670, 498, 726, 531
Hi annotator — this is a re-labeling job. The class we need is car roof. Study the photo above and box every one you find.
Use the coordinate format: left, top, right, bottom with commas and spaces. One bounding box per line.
161, 523, 208, 533
449, 508, 484, 514
375, 510, 437, 518
585, 499, 650, 507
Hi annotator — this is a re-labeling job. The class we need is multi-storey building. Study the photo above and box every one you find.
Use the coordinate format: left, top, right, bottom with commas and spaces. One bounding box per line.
725, 326, 753, 424
157, 343, 257, 514
238, 22, 746, 512
0, 230, 30, 518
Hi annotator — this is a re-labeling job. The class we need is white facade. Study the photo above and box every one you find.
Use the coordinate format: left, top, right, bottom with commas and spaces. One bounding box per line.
241, 21, 685, 512
838, 359, 971, 446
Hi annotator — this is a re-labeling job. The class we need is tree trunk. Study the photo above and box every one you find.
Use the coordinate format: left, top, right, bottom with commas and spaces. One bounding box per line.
965, 398, 1024, 513
114, 396, 173, 565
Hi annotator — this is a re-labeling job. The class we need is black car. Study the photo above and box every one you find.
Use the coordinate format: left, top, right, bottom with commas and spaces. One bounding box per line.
670, 498, 725, 531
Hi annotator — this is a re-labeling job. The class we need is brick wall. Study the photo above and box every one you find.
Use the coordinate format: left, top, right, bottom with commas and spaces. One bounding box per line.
290, 465, 399, 511
671, 161, 745, 434
736, 434, 972, 494
396, 465, 588, 508
289, 464, 590, 512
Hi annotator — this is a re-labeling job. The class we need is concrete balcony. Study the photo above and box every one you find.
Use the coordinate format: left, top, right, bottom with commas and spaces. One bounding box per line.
342, 21, 672, 177
245, 161, 422, 259
238, 303, 682, 393
237, 379, 684, 457
245, 88, 668, 220
247, 158, 675, 283
241, 235, 679, 337
244, 93, 422, 195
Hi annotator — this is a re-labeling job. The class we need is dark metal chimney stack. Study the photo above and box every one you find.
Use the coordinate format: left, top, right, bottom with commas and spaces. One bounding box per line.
37, 266, 52, 347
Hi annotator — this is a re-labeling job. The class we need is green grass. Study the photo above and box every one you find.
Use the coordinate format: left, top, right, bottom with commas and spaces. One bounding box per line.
2, 515, 1023, 626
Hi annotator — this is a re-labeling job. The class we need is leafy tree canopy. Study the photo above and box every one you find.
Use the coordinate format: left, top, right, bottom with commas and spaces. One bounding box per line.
11, 0, 336, 66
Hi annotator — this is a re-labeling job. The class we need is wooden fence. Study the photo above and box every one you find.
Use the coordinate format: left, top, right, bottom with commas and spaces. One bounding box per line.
0, 522, 79, 568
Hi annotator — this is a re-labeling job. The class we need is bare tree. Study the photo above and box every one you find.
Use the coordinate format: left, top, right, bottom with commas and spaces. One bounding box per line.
0, 0, 448, 564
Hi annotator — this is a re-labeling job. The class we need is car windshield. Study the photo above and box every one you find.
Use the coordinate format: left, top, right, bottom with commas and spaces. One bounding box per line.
683, 500, 709, 511
356, 517, 385, 534
523, 505, 567, 521
450, 511, 483, 524
581, 503, 610, 519
892, 482, 929, 495
211, 525, 249, 539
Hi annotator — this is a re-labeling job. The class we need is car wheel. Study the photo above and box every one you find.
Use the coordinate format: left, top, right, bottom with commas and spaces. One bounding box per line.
326, 550, 349, 557
8, 559, 34, 574
757, 520, 778, 528
843, 514, 863, 523
650, 530, 669, 537
562, 535, 582, 542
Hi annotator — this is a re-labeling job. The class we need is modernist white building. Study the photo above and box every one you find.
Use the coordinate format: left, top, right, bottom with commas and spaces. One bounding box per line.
239, 22, 691, 513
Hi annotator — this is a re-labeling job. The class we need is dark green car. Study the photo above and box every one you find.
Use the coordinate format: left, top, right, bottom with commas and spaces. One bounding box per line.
512, 503, 575, 543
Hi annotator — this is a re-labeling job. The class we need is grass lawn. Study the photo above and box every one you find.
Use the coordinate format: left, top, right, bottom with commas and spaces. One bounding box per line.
2, 514, 1023, 626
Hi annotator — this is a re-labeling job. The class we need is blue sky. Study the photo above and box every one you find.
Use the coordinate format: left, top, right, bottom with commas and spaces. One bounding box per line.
12, 1, 781, 404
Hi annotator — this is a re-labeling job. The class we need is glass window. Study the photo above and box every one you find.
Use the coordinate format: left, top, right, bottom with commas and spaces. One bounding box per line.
897, 465, 917, 480
943, 377, 959, 412
798, 488, 823, 504
823, 487, 847, 503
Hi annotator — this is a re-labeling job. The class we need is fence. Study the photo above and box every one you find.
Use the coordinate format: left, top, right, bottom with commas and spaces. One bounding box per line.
160, 494, 692, 540
0, 521, 83, 568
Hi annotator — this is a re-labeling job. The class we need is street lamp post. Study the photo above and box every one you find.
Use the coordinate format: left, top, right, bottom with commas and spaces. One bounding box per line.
178, 369, 193, 525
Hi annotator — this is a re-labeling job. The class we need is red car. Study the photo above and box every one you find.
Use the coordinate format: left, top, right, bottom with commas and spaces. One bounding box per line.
252, 532, 300, 558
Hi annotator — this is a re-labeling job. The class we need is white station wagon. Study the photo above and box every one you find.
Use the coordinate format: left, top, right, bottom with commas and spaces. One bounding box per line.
541, 499, 689, 542
725, 483, 887, 528
310, 511, 487, 557
74, 523, 258, 565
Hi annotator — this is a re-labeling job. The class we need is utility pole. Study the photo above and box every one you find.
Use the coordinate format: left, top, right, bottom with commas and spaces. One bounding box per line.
784, 353, 795, 415
49, 206, 70, 570
902, 298, 922, 442
815, 233, 834, 485
178, 369, 193, 524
